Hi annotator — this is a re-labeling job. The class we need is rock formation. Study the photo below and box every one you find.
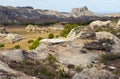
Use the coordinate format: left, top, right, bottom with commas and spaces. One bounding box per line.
0, 27, 8, 34
89, 20, 111, 29
67, 26, 96, 40
70, 6, 94, 17
0, 33, 24, 44
26, 24, 40, 32
72, 67, 119, 79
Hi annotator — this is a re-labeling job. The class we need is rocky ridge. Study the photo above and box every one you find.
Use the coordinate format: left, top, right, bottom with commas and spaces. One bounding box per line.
0, 5, 117, 24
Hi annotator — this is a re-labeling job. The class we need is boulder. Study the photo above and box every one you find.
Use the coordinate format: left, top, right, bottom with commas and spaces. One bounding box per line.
67, 26, 96, 40
0, 33, 24, 43
96, 31, 120, 53
89, 20, 111, 29
0, 60, 37, 79
0, 27, 8, 34
26, 24, 40, 32
0, 49, 25, 62
72, 67, 119, 79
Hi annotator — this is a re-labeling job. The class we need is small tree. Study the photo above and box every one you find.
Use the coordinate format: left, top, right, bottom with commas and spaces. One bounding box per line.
0, 43, 4, 48
14, 45, 21, 49
48, 33, 54, 39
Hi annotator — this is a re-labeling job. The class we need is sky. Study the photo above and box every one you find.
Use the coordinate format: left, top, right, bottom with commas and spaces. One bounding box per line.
0, 0, 120, 13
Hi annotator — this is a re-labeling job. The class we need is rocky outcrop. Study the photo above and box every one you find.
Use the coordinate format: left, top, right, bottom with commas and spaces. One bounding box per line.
0, 33, 24, 43
72, 67, 119, 79
89, 20, 111, 29
0, 27, 8, 34
0, 49, 25, 62
71, 6, 94, 17
26, 24, 40, 32
67, 26, 96, 40
0, 59, 37, 79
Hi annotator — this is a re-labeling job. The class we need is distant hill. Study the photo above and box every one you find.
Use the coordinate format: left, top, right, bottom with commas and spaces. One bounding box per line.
0, 5, 119, 25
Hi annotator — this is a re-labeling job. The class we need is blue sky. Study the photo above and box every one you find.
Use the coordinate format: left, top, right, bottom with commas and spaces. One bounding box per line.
0, 0, 120, 13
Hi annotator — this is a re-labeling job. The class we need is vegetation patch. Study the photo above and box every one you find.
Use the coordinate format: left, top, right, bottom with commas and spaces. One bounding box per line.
60, 24, 79, 37
29, 37, 43, 50
0, 43, 4, 48
48, 33, 54, 39
14, 45, 21, 49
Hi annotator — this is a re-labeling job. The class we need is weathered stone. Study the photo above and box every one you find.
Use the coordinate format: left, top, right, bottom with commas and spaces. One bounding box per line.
26, 24, 40, 32
0, 33, 24, 43
71, 6, 94, 17
89, 20, 111, 29
72, 67, 119, 79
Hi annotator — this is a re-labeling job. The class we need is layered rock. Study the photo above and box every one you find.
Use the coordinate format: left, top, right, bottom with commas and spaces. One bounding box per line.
72, 67, 119, 79
67, 26, 96, 40
26, 24, 40, 32
89, 20, 111, 29
0, 33, 24, 43
70, 6, 94, 17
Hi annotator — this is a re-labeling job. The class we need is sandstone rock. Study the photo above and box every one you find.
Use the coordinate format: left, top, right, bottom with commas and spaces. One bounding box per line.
96, 31, 120, 53
40, 38, 66, 45
71, 6, 94, 17
0, 33, 24, 43
67, 26, 96, 40
0, 49, 25, 62
26, 24, 40, 32
0, 60, 37, 79
72, 67, 119, 79
0, 27, 8, 34
36, 39, 100, 67
89, 20, 111, 29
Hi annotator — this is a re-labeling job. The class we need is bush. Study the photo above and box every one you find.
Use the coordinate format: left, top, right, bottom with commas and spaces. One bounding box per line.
14, 45, 21, 49
55, 35, 59, 38
29, 37, 43, 50
60, 24, 79, 37
27, 40, 34, 43
60, 29, 69, 37
0, 43, 4, 47
48, 33, 54, 39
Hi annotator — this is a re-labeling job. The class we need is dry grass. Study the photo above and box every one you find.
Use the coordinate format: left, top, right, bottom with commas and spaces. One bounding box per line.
2, 25, 60, 50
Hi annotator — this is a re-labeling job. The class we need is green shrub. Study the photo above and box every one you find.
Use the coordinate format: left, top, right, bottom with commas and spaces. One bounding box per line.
14, 45, 21, 49
27, 40, 34, 43
60, 29, 69, 37
29, 37, 43, 50
55, 35, 59, 38
60, 24, 79, 37
0, 43, 4, 47
48, 33, 54, 39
